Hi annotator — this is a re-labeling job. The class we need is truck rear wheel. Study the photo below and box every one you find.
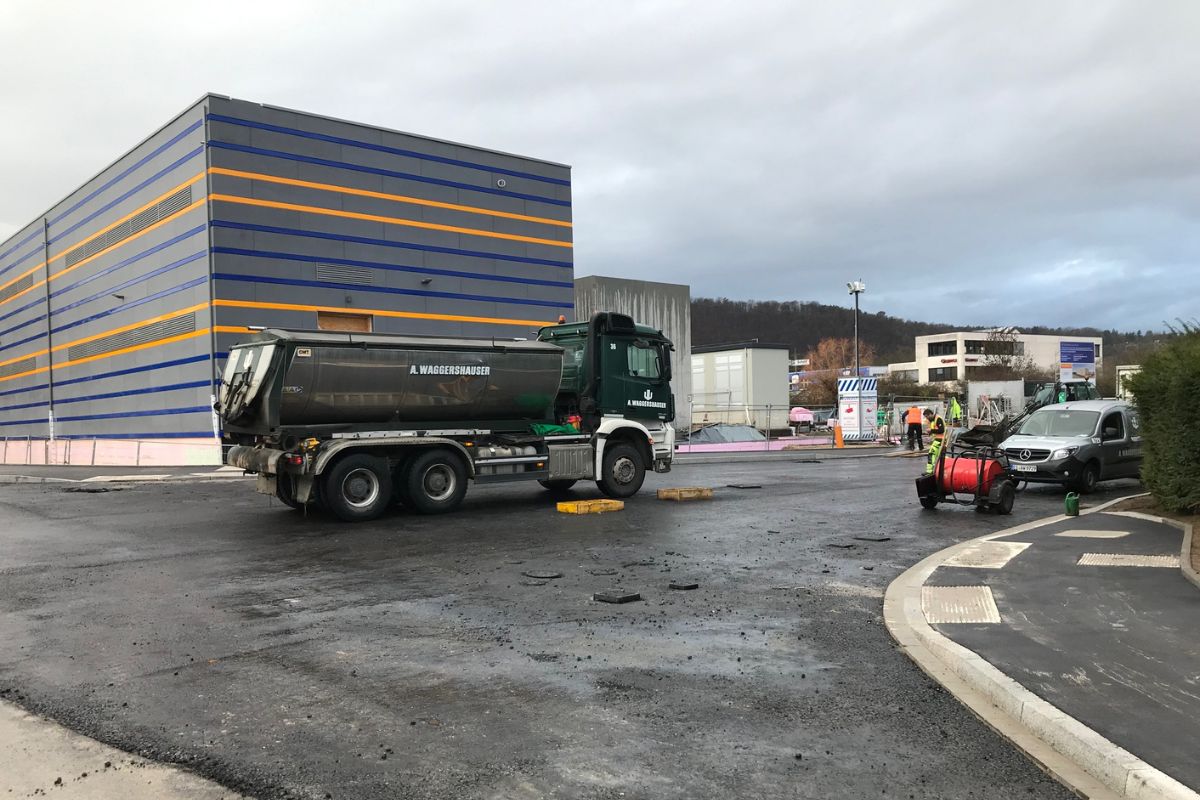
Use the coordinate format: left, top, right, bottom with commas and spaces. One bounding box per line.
405, 449, 468, 515
323, 454, 393, 522
596, 442, 646, 498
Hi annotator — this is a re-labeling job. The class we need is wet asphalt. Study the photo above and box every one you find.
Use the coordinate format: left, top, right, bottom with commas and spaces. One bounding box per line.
0, 457, 1141, 799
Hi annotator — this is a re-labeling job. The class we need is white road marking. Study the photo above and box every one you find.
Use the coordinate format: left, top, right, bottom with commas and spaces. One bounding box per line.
1054, 529, 1131, 539
921, 585, 1002, 624
1077, 553, 1180, 568
942, 540, 1031, 569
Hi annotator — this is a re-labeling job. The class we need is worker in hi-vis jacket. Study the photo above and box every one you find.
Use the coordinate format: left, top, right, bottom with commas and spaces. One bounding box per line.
923, 407, 947, 474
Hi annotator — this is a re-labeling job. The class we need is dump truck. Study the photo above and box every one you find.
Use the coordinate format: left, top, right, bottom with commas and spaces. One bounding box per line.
217, 312, 675, 522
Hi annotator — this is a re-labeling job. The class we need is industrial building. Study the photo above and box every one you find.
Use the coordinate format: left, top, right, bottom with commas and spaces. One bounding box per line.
0, 94, 572, 464
887, 329, 1103, 384
691, 342, 790, 431
574, 275, 691, 422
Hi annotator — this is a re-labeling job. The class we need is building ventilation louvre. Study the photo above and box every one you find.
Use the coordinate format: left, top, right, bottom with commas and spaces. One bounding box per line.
68, 313, 196, 362
0, 356, 36, 379
316, 263, 374, 286
64, 186, 193, 268
0, 273, 35, 305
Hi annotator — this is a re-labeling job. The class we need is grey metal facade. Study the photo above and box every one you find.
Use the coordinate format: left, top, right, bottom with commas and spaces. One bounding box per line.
0, 94, 573, 442
574, 275, 691, 424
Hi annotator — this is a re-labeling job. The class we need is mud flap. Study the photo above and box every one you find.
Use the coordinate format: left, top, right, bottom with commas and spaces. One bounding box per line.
915, 473, 939, 501
256, 473, 277, 497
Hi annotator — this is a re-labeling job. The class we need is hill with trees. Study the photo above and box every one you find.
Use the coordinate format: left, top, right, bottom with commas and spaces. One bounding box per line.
691, 297, 1162, 369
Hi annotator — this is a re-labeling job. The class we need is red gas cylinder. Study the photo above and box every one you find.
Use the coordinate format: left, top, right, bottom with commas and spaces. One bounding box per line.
939, 455, 1004, 494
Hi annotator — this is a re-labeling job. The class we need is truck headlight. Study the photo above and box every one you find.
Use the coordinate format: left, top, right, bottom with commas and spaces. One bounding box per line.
1051, 447, 1077, 460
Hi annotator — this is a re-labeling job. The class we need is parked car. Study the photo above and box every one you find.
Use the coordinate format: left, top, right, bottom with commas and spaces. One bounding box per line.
998, 400, 1142, 493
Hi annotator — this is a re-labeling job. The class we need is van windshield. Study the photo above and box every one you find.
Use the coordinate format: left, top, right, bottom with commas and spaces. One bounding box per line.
1016, 409, 1099, 438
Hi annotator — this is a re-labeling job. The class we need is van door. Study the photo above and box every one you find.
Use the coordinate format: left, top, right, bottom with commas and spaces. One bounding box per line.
1123, 408, 1144, 479
1098, 410, 1128, 479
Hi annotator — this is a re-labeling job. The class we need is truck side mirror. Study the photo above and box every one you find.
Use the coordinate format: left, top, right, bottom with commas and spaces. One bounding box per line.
1102, 426, 1120, 440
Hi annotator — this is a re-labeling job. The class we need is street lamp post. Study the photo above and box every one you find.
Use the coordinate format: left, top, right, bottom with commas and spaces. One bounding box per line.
847, 280, 866, 441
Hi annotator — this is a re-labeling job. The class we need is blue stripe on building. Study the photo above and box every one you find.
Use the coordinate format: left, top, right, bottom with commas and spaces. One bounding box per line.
212, 272, 573, 309
213, 247, 573, 289
210, 220, 572, 270
207, 141, 570, 208
207, 113, 570, 187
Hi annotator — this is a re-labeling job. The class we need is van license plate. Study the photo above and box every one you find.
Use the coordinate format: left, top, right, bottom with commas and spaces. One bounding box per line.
1014, 465, 1037, 473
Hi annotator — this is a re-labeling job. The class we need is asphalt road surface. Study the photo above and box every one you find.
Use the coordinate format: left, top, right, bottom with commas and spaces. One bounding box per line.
0, 457, 1139, 799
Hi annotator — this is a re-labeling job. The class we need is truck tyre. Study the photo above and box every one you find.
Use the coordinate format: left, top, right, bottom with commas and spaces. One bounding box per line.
405, 449, 468, 515
538, 479, 577, 492
1069, 461, 1100, 494
596, 442, 645, 498
323, 454, 393, 522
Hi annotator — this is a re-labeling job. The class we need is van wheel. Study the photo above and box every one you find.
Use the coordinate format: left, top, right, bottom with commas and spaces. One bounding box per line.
597, 442, 645, 498
323, 454, 392, 522
405, 449, 468, 514
538, 479, 577, 492
1070, 461, 1100, 494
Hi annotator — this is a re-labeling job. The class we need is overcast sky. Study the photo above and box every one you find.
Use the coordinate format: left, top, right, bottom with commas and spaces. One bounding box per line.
2, 1, 1196, 331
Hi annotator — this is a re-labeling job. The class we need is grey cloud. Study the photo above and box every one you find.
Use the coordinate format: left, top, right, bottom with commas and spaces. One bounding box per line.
1, 0, 1196, 330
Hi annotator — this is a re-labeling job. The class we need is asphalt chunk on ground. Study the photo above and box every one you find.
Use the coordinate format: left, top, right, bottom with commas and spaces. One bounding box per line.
0, 459, 1140, 800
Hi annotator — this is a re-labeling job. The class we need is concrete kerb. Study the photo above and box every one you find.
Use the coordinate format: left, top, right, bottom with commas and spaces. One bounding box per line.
884, 494, 1200, 800
0, 473, 250, 485
673, 446, 892, 465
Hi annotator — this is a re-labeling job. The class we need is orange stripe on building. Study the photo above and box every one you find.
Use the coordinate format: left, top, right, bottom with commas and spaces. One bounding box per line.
213, 298, 552, 328
208, 194, 573, 249
208, 167, 571, 229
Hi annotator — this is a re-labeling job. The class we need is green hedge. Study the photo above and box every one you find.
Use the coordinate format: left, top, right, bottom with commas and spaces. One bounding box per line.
1127, 327, 1200, 513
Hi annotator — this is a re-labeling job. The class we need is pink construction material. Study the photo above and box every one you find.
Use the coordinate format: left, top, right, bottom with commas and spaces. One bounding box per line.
677, 436, 834, 453
0, 438, 222, 467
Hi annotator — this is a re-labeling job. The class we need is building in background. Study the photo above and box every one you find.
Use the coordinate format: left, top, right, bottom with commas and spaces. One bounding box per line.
573, 275, 690, 424
887, 330, 1103, 385
0, 94, 572, 465
691, 342, 790, 431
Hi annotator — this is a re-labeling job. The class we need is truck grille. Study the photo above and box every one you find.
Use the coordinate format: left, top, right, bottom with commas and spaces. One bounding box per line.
1005, 447, 1051, 462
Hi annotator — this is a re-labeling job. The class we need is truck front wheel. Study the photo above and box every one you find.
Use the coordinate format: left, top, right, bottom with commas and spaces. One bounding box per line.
597, 442, 646, 498
323, 454, 393, 522
405, 449, 468, 515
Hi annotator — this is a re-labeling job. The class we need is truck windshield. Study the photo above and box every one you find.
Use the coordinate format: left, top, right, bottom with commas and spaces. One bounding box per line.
1017, 409, 1099, 438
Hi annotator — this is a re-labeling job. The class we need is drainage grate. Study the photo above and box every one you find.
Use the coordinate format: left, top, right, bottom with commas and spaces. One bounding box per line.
922, 585, 1002, 624
315, 263, 374, 286
1077, 553, 1180, 568
68, 313, 196, 362
65, 186, 193, 268
942, 540, 1031, 569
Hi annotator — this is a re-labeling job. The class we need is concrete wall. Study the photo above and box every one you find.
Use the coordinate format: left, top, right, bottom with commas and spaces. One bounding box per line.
573, 275, 691, 424
0, 99, 212, 450
207, 95, 574, 361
